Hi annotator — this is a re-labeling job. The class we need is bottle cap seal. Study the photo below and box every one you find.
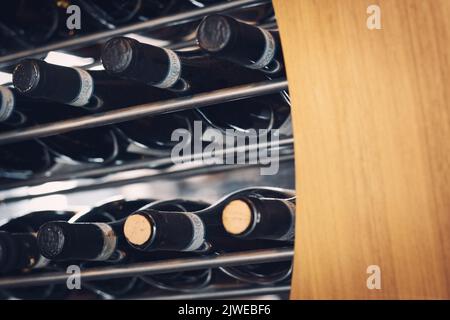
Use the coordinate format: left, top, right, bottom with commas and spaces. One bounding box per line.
124, 214, 153, 246
222, 199, 253, 235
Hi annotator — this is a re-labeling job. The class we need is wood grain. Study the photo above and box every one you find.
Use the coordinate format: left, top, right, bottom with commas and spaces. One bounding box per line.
273, 0, 450, 299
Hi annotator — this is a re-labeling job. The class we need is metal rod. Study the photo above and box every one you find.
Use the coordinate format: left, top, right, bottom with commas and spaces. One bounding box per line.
0, 138, 294, 193
0, 154, 294, 203
0, 248, 294, 288
136, 284, 290, 300
0, 79, 288, 145
0, 0, 271, 68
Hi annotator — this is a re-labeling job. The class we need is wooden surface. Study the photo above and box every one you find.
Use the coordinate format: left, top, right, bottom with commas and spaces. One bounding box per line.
273, 0, 450, 299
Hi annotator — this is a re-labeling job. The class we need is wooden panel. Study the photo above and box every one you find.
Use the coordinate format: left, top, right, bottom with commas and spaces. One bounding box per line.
273, 0, 450, 299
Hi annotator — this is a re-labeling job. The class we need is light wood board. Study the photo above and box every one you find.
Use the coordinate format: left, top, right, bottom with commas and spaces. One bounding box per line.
273, 0, 450, 299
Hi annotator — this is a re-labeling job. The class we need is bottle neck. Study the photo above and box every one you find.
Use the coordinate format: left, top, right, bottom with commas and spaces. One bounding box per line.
37, 221, 119, 261
13, 59, 96, 107
0, 231, 45, 274
222, 195, 295, 241
124, 209, 206, 252
197, 15, 283, 75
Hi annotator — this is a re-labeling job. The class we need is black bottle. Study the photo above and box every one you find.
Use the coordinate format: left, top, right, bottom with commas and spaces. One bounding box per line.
37, 198, 151, 298
212, 187, 295, 285
0, 0, 60, 48
0, 85, 119, 165
37, 198, 212, 295
0, 0, 138, 51
197, 14, 284, 76
101, 37, 288, 133
0, 232, 44, 274
37, 198, 151, 262
12, 59, 195, 157
0, 139, 53, 181
124, 187, 295, 285
128, 199, 213, 292
138, 0, 275, 41
0, 86, 54, 180
221, 189, 296, 242
102, 37, 269, 93
0, 210, 74, 299
124, 187, 295, 251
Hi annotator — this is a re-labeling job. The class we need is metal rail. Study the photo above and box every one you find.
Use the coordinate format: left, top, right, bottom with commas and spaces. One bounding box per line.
0, 79, 288, 145
0, 138, 294, 195
137, 284, 290, 300
0, 155, 294, 202
0, 248, 293, 288
0, 0, 271, 68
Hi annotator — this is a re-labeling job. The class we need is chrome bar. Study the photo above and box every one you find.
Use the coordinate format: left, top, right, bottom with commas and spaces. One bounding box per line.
136, 284, 290, 300
0, 79, 288, 145
0, 248, 294, 288
0, 138, 294, 193
0, 0, 271, 68
0, 154, 294, 203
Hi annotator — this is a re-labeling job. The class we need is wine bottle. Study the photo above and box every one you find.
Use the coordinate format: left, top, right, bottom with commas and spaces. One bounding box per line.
37, 198, 212, 295
75, 0, 273, 42
0, 139, 53, 181
0, 210, 74, 270
0, 87, 54, 180
0, 210, 74, 299
12, 59, 194, 156
102, 37, 269, 93
101, 37, 288, 133
0, 0, 59, 47
0, 0, 135, 52
0, 232, 44, 274
195, 93, 291, 134
124, 187, 295, 251
123, 207, 205, 252
40, 198, 210, 257
197, 14, 284, 76
216, 187, 294, 284
37, 198, 152, 297
123, 187, 295, 284
38, 199, 150, 262
221, 191, 295, 242
138, 0, 274, 41
0, 85, 119, 165
128, 198, 213, 292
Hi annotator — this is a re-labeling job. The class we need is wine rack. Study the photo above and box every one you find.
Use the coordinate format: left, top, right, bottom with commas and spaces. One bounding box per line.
0, 0, 271, 68
0, 0, 294, 300
0, 80, 287, 146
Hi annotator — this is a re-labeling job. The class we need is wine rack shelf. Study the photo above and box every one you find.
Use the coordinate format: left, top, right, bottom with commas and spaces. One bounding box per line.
135, 284, 290, 300
0, 139, 294, 201
0, 248, 293, 289
0, 0, 272, 68
0, 0, 293, 300
0, 79, 288, 146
